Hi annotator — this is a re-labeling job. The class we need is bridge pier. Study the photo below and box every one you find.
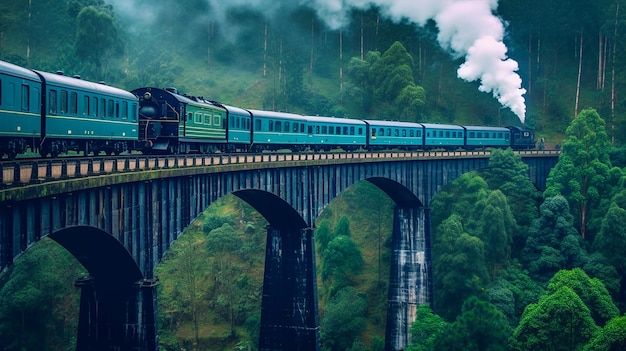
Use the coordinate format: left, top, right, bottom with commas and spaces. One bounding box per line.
385, 207, 432, 351
74, 276, 159, 351
258, 226, 320, 351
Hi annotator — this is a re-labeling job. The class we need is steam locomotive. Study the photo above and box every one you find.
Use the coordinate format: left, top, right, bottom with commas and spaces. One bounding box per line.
0, 59, 535, 159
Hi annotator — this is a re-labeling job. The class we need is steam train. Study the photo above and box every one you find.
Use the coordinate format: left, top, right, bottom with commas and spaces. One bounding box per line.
0, 59, 535, 159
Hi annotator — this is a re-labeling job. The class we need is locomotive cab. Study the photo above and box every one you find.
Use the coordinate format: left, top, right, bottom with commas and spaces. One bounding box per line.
133, 87, 183, 152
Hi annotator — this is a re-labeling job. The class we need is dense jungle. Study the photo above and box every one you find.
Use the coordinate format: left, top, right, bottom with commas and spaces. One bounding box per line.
1, 0, 626, 350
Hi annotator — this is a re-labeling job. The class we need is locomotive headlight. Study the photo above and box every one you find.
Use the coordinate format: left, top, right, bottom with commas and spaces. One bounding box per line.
144, 92, 152, 100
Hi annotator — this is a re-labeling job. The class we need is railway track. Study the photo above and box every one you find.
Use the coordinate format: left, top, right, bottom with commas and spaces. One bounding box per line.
0, 149, 560, 188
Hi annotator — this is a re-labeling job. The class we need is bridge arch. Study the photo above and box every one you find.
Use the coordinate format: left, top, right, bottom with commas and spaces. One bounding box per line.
49, 226, 143, 293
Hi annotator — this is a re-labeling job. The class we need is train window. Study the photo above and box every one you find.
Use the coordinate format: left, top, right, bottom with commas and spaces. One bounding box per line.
91, 97, 97, 116
255, 119, 262, 131
308, 125, 313, 134
498, 132, 503, 139
469, 132, 475, 138
122, 101, 128, 120
322, 126, 327, 134
194, 113, 201, 123
275, 121, 282, 132
385, 129, 390, 136
315, 126, 319, 134
106, 100, 114, 117
445, 131, 450, 138
236, 117, 240, 129
70, 92, 77, 115
336, 127, 341, 135
343, 126, 348, 135
21, 84, 30, 111
115, 102, 120, 118
204, 114, 211, 125
284, 122, 290, 132
371, 129, 376, 137
300, 124, 305, 133
0, 79, 2, 106
409, 130, 414, 137
358, 128, 363, 135
350, 126, 355, 135
418, 130, 422, 137
439, 131, 444, 137
83, 96, 89, 115
100, 98, 106, 117
214, 115, 221, 126
60, 90, 68, 113
293, 122, 299, 132
49, 90, 57, 114
268, 120, 273, 131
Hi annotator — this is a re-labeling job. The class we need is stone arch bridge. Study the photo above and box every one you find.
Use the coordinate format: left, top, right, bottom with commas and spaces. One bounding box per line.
0, 150, 559, 351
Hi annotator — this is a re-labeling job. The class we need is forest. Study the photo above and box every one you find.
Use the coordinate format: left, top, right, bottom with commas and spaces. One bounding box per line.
1, 0, 626, 350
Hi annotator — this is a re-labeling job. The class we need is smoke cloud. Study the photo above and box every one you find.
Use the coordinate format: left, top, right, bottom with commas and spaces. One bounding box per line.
108, 0, 527, 123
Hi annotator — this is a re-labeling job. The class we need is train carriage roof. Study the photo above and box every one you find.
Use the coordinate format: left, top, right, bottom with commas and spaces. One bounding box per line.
420, 123, 464, 130
0, 60, 41, 82
247, 109, 306, 121
363, 120, 423, 128
36, 70, 137, 100
462, 125, 510, 132
305, 116, 366, 125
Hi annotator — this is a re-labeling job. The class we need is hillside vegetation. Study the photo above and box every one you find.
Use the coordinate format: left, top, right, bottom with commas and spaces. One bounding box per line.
3, 0, 626, 145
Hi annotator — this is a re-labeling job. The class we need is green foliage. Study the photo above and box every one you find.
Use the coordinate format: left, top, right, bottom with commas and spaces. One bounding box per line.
522, 195, 586, 282
510, 285, 598, 351
320, 287, 368, 351
434, 296, 511, 351
594, 196, 626, 274
433, 219, 489, 320
547, 268, 619, 326
583, 315, 626, 351
0, 239, 85, 351
482, 148, 542, 255
346, 41, 426, 120
407, 304, 447, 351
478, 190, 515, 276
322, 233, 364, 292
545, 108, 622, 241
430, 172, 490, 233
74, 4, 122, 78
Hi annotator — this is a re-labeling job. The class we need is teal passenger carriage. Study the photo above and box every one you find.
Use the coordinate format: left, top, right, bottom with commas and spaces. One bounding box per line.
0, 60, 42, 159
463, 126, 510, 150
365, 120, 424, 150
305, 116, 366, 151
422, 123, 465, 150
37, 70, 138, 157
249, 110, 309, 152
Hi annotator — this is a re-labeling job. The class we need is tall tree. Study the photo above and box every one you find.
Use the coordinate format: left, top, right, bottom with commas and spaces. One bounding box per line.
320, 287, 368, 351
544, 108, 622, 240
74, 4, 122, 79
509, 285, 598, 351
477, 190, 516, 277
522, 195, 586, 283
